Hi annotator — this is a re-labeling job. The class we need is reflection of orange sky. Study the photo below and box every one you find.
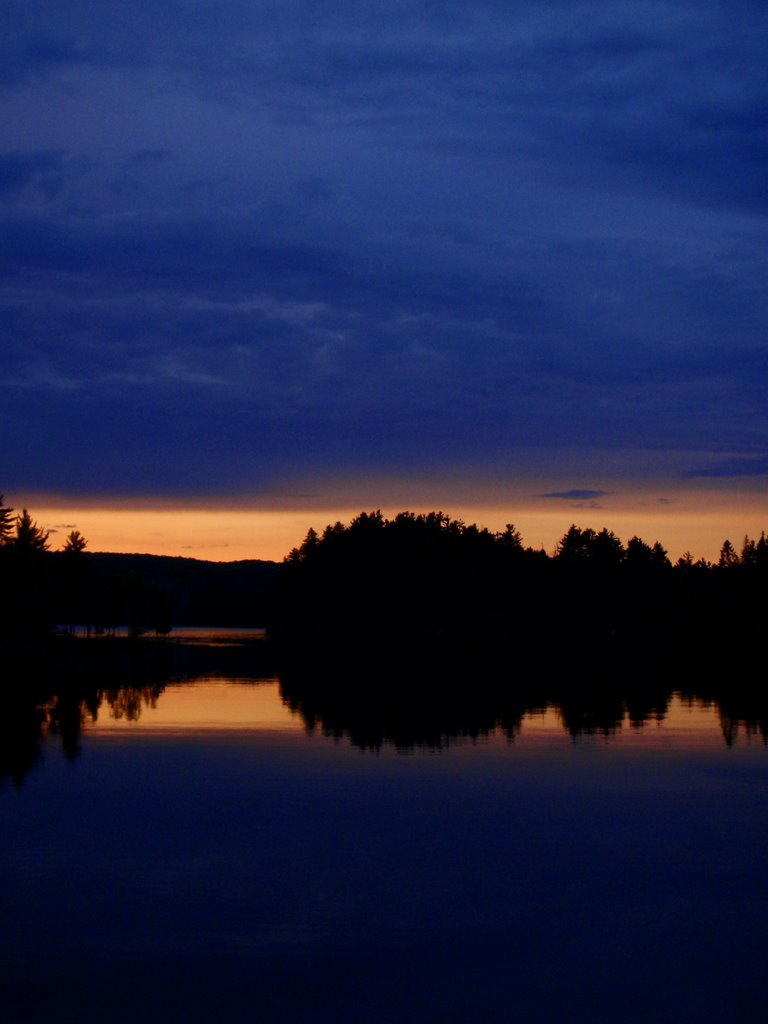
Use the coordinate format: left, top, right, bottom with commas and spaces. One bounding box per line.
89, 683, 751, 750
519, 697, 726, 748
92, 680, 297, 733
25, 483, 768, 563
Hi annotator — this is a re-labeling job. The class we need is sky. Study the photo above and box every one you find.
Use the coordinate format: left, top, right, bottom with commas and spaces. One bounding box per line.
2, 1, 767, 560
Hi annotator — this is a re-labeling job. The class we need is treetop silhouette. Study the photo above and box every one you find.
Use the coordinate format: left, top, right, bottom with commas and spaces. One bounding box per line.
11, 509, 50, 552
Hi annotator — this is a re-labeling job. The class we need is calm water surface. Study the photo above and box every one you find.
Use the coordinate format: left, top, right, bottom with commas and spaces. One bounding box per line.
2, 670, 767, 1023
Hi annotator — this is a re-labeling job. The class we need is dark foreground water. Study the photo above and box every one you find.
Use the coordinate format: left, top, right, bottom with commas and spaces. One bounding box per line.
2, 652, 767, 1023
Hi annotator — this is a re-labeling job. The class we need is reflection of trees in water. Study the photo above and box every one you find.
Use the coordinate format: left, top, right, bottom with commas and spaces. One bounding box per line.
552, 680, 673, 738
0, 638, 274, 788
101, 685, 163, 722
279, 676, 634, 750
0, 682, 173, 787
717, 711, 767, 747
0, 693, 48, 788
1, 683, 169, 786
679, 683, 768, 748
277, 641, 768, 752
2, 638, 767, 786
281, 676, 535, 752
281, 676, 768, 752
276, 638, 540, 751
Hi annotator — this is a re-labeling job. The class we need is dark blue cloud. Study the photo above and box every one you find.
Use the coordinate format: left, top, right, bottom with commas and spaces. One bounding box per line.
2, 1, 767, 502
682, 457, 768, 479
0, 152, 65, 196
539, 490, 613, 501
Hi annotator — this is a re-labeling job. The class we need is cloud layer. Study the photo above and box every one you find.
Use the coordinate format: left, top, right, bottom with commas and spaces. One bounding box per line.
2, 2, 767, 503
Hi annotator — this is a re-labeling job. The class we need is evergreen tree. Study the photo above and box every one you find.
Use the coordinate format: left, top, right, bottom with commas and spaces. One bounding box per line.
3, 509, 51, 642
60, 529, 89, 632
0, 495, 14, 544
555, 524, 596, 562
13, 509, 50, 551
718, 539, 739, 568
497, 523, 523, 549
63, 529, 87, 554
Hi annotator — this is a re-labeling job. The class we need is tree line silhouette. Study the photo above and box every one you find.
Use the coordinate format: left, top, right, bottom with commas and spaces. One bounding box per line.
272, 509, 768, 662
2, 497, 767, 783
272, 511, 768, 750
0, 494, 279, 643
3, 495, 767, 652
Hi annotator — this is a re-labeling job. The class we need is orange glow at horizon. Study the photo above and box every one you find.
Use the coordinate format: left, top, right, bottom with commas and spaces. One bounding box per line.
27, 488, 768, 563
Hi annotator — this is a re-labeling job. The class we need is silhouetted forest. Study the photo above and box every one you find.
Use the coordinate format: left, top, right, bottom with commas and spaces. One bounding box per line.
2, 498, 767, 655
268, 510, 768, 750
0, 495, 279, 642
272, 509, 768, 659
2, 496, 767, 782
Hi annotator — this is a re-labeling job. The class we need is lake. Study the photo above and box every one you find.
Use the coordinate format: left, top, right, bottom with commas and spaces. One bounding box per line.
2, 641, 767, 1023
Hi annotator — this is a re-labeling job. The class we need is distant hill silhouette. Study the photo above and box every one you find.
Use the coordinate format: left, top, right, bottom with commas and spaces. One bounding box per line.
60, 551, 281, 628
